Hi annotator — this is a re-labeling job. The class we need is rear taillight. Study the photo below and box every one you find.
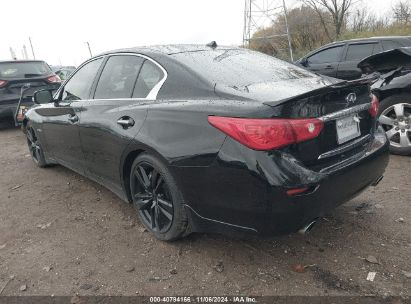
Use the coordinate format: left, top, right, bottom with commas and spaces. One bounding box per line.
0, 79, 8, 88
369, 94, 379, 118
208, 116, 324, 150
46, 75, 61, 83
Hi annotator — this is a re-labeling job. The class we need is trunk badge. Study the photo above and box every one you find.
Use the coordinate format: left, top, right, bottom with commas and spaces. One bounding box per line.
345, 93, 357, 105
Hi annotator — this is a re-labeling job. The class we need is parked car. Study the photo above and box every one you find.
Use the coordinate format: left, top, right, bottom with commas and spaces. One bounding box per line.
359, 47, 411, 155
0, 60, 61, 122
23, 45, 388, 240
296, 36, 411, 80
53, 66, 76, 81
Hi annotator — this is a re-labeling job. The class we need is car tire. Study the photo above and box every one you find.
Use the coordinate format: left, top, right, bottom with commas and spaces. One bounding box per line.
26, 123, 48, 168
378, 94, 411, 156
130, 153, 188, 241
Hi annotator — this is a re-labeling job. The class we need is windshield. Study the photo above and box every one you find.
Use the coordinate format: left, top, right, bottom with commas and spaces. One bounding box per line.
171, 49, 314, 87
0, 61, 52, 79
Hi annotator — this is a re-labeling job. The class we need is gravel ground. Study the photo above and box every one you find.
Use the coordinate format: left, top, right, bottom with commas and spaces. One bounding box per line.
0, 126, 410, 296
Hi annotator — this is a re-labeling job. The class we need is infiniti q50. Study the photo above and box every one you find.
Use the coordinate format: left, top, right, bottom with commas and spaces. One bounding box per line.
23, 44, 389, 240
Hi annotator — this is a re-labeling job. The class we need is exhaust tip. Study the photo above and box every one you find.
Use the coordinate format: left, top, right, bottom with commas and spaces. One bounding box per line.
298, 220, 317, 235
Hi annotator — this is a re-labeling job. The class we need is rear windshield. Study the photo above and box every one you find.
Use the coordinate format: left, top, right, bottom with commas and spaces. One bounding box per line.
171, 49, 314, 87
0, 61, 52, 79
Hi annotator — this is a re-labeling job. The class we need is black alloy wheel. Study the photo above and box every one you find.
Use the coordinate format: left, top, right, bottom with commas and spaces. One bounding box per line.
130, 154, 188, 240
132, 162, 174, 232
26, 126, 47, 167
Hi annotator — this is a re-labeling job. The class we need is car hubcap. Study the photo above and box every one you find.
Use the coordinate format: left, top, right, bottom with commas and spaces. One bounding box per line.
379, 103, 411, 149
26, 128, 41, 164
131, 163, 174, 233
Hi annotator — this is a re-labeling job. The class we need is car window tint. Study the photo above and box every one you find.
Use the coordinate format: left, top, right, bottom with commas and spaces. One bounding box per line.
345, 44, 377, 61
381, 40, 403, 51
132, 60, 164, 98
62, 58, 102, 101
94, 55, 144, 99
308, 46, 343, 64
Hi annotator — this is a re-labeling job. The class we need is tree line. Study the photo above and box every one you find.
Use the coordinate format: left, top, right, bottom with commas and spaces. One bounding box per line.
249, 0, 411, 60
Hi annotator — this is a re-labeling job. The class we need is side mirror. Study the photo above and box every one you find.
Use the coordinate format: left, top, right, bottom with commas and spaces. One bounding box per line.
33, 89, 53, 104
301, 58, 309, 67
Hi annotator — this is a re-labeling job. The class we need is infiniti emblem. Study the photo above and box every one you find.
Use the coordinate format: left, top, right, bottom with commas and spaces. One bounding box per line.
345, 93, 357, 105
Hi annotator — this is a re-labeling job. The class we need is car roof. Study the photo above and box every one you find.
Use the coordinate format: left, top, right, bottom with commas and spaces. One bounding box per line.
322, 36, 411, 47
98, 44, 238, 57
0, 60, 47, 64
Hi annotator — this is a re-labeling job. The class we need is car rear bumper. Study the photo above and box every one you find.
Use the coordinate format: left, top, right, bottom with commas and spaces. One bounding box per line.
175, 126, 390, 236
0, 100, 33, 120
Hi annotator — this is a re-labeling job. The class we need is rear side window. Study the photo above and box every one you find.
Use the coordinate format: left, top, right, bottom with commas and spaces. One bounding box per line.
62, 58, 102, 101
345, 43, 379, 61
381, 40, 404, 51
132, 60, 164, 98
94, 55, 144, 99
308, 46, 344, 64
0, 61, 51, 79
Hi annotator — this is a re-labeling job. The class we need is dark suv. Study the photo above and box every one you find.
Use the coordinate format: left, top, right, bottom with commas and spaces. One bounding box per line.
0, 60, 61, 122
296, 36, 411, 80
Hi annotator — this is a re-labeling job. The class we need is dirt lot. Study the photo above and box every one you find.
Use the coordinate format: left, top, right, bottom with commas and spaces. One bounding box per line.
0, 125, 410, 297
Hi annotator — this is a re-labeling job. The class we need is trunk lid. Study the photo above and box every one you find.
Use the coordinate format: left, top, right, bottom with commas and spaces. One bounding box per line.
265, 79, 376, 171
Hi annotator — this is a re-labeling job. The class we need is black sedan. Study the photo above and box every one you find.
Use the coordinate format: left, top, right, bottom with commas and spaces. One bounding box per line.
0, 60, 61, 122
23, 44, 389, 240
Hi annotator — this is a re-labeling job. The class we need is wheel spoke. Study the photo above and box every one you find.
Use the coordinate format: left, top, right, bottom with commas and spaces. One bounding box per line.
135, 166, 150, 189
158, 197, 172, 208
150, 169, 159, 190
34, 146, 41, 161
27, 130, 34, 142
379, 114, 395, 126
154, 176, 163, 192
394, 104, 404, 118
150, 205, 157, 229
399, 132, 411, 147
154, 205, 161, 230
158, 204, 173, 221
135, 198, 153, 210
386, 128, 398, 139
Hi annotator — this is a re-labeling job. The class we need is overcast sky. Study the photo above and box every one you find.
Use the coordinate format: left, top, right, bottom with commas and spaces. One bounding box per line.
1, 0, 398, 66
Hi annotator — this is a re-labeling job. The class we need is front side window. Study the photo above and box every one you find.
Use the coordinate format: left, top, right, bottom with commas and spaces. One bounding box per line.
345, 43, 378, 61
132, 60, 164, 98
62, 58, 103, 101
308, 46, 344, 64
94, 55, 144, 99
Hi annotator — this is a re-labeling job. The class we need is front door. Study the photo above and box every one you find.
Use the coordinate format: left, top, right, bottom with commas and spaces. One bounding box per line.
40, 57, 104, 174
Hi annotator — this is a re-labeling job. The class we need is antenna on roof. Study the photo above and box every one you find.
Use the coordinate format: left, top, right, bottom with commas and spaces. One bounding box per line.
206, 41, 218, 49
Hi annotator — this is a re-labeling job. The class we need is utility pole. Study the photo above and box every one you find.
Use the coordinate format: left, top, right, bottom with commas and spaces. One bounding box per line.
282, 0, 294, 61
243, 0, 294, 61
85, 41, 93, 57
29, 37, 36, 59
23, 45, 29, 59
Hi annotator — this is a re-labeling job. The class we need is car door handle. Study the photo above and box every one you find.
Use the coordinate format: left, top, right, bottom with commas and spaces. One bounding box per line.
68, 114, 79, 123
117, 117, 135, 129
325, 65, 334, 69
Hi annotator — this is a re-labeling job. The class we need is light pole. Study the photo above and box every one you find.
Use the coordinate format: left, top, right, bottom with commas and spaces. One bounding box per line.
85, 41, 93, 57
29, 37, 36, 59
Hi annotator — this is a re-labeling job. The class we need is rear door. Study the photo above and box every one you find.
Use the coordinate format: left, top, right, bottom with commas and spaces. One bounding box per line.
305, 44, 345, 77
337, 42, 382, 80
78, 54, 166, 192
39, 58, 103, 174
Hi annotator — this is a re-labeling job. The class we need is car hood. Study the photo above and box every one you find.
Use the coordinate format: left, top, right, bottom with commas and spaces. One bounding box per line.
215, 76, 340, 105
358, 47, 411, 74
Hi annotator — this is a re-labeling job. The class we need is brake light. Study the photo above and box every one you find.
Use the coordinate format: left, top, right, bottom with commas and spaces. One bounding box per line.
46, 75, 61, 83
0, 79, 8, 88
208, 116, 324, 150
369, 94, 379, 118
286, 187, 310, 196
